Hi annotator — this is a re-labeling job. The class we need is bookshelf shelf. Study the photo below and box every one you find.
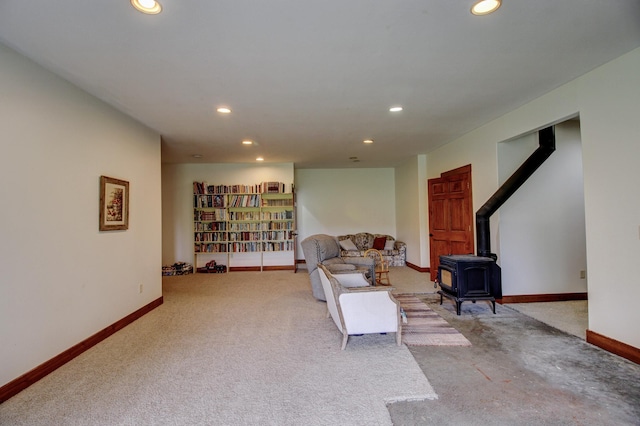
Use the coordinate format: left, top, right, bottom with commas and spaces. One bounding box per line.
193, 181, 296, 272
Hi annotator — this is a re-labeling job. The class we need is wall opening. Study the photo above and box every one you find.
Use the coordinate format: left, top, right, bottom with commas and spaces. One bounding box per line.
497, 119, 587, 335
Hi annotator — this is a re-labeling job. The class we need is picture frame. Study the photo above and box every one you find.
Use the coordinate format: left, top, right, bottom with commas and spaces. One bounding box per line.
99, 176, 129, 231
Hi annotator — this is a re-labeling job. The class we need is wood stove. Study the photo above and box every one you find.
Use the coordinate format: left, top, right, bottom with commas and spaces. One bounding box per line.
436, 127, 554, 316
437, 254, 502, 315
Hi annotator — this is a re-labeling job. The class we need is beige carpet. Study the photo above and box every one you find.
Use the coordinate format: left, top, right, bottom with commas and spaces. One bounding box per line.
395, 294, 472, 347
0, 271, 436, 425
386, 266, 436, 295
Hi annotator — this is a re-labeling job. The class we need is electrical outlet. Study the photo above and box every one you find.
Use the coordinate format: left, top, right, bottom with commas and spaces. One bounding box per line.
580, 270, 586, 279
139, 284, 143, 294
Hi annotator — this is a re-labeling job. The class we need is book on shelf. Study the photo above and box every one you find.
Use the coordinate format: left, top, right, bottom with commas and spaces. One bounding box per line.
194, 194, 227, 208
193, 182, 263, 195
195, 243, 226, 253
196, 181, 289, 195
228, 194, 260, 207
261, 181, 285, 193
213, 195, 224, 207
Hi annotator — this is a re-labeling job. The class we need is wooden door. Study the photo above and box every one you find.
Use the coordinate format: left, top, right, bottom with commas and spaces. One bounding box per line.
428, 165, 474, 281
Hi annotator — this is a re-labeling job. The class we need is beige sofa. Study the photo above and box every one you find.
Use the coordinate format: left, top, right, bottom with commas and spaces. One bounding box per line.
337, 232, 406, 266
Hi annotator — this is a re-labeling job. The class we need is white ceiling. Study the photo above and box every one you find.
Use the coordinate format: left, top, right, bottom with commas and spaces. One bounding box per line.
1, 1, 639, 168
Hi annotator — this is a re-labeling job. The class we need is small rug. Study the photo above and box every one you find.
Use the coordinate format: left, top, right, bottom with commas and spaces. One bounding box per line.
395, 294, 472, 346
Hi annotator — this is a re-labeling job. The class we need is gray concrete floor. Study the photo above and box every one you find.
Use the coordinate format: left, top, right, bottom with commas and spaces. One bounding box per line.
388, 294, 640, 425
506, 300, 588, 340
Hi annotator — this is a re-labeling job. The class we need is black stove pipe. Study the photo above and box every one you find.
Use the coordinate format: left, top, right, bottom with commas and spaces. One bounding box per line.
476, 126, 556, 259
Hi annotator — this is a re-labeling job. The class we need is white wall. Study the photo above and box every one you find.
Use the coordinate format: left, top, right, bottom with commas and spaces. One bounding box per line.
163, 166, 398, 267
577, 48, 640, 347
395, 155, 429, 268
295, 168, 396, 258
498, 121, 587, 296
162, 163, 294, 268
0, 43, 162, 387
426, 47, 640, 349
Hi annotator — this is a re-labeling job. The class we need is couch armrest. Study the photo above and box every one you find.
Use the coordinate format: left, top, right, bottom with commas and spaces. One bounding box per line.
325, 263, 357, 272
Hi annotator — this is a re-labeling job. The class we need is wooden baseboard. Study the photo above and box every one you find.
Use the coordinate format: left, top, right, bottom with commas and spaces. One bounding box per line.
227, 266, 296, 272
0, 297, 163, 404
296, 259, 306, 264
406, 262, 430, 273
587, 330, 640, 365
499, 292, 588, 304
262, 265, 295, 271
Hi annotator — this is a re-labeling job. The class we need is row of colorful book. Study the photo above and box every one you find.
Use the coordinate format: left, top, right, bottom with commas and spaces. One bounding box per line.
193, 181, 291, 194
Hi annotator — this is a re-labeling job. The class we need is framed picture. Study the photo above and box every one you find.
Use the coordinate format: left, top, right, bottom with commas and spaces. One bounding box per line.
99, 176, 129, 231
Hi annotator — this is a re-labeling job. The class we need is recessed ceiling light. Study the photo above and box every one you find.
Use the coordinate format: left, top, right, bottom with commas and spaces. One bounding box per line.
242, 140, 253, 145
389, 106, 403, 112
217, 107, 232, 114
131, 0, 162, 14
471, 0, 501, 15
363, 139, 374, 144
192, 154, 203, 159
256, 157, 264, 162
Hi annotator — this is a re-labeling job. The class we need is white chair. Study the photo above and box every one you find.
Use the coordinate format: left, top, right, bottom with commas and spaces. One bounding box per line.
317, 264, 402, 350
